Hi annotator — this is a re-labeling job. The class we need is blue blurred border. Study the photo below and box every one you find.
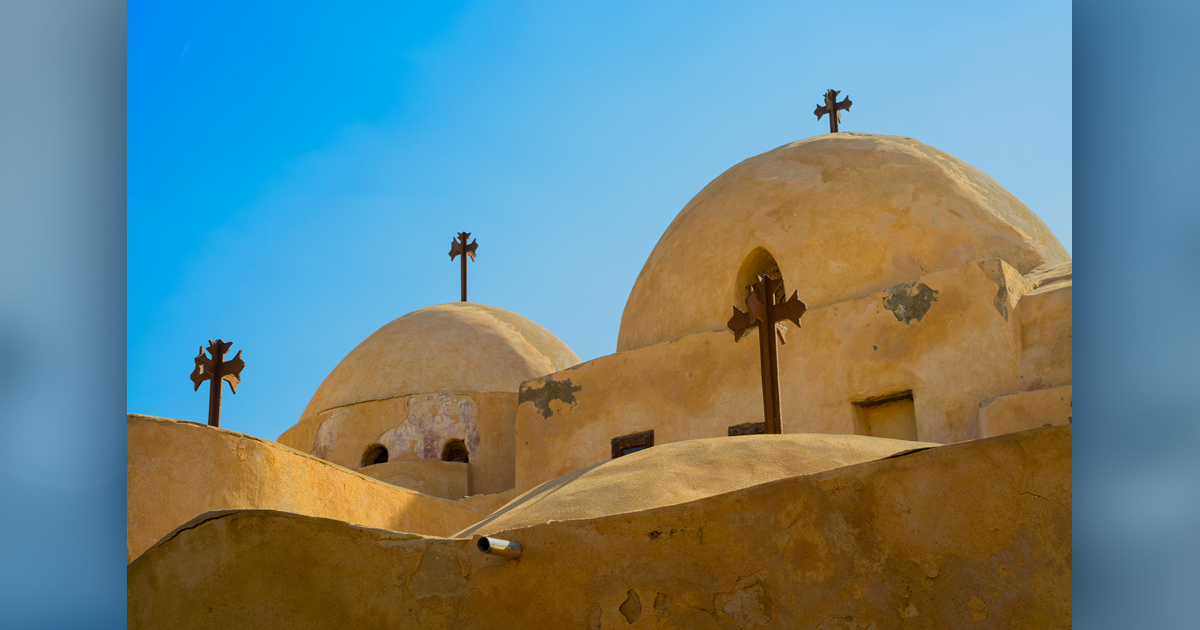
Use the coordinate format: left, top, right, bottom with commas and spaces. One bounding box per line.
0, 1, 126, 627
1074, 0, 1200, 627
1, 0, 1198, 626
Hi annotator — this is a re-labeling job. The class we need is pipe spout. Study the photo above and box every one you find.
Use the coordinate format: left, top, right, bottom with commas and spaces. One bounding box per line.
477, 536, 522, 558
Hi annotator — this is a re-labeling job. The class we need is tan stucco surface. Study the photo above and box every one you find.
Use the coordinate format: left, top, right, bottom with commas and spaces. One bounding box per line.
295, 302, 579, 421
618, 133, 1069, 352
517, 259, 1072, 492
129, 425, 1070, 629
357, 459, 469, 501
282, 391, 519, 496
978, 386, 1072, 438
278, 302, 577, 497
127, 414, 486, 563
458, 434, 935, 538
458, 487, 522, 514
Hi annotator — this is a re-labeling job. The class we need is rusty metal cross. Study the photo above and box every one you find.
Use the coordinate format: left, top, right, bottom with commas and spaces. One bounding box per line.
727, 275, 807, 434
189, 339, 246, 428
814, 89, 852, 133
449, 231, 479, 302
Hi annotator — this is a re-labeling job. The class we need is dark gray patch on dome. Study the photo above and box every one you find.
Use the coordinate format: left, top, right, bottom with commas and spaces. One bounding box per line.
518, 378, 582, 418
883, 282, 938, 324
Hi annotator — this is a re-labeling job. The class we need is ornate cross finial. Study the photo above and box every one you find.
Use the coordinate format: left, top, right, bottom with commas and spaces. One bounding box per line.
448, 231, 479, 302
728, 275, 807, 434
814, 89, 852, 133
189, 339, 245, 428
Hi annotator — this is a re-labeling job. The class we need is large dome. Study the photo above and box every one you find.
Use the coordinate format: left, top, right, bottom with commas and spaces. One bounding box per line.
298, 302, 581, 421
617, 133, 1069, 352
456, 433, 935, 538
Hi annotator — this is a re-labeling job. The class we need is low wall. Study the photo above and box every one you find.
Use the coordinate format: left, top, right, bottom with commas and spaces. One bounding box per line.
127, 414, 486, 562
358, 459, 469, 500
129, 425, 1071, 629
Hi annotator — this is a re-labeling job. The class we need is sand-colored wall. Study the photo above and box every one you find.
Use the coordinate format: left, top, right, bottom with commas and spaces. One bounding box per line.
278, 392, 518, 496
126, 414, 486, 563
979, 386, 1072, 438
129, 426, 1071, 629
1019, 281, 1072, 389
357, 459, 468, 501
618, 134, 1070, 352
516, 259, 1070, 493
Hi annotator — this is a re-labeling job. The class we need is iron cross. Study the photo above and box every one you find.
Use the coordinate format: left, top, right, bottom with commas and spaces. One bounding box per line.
189, 339, 245, 428
449, 231, 479, 302
814, 89, 852, 133
727, 275, 807, 434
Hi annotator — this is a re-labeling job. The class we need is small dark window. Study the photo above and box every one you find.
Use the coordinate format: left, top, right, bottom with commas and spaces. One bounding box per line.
361, 443, 389, 467
728, 422, 766, 436
611, 430, 654, 459
442, 439, 470, 463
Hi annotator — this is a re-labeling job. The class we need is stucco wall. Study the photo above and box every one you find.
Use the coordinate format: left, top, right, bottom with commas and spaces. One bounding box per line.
515, 259, 1071, 493
357, 459, 469, 501
129, 426, 1071, 629
978, 386, 1072, 438
127, 414, 486, 563
279, 392, 518, 496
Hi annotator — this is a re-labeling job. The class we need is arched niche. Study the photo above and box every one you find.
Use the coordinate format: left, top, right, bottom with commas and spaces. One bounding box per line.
360, 443, 389, 467
733, 247, 787, 309
442, 439, 470, 463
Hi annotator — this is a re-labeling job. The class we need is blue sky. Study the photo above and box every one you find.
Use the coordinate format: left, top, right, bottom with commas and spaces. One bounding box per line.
128, 0, 1071, 441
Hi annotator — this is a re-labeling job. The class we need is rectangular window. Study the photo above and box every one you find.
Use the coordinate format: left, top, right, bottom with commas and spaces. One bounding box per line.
728, 422, 766, 436
853, 391, 918, 441
611, 430, 654, 458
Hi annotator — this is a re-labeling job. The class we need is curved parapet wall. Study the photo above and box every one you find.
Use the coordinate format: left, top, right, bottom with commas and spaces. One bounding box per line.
126, 414, 486, 563
129, 426, 1070, 628
458, 433, 936, 538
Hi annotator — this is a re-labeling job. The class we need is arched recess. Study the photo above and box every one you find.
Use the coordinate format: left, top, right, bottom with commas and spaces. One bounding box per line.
733, 247, 787, 309
360, 443, 389, 467
442, 439, 470, 463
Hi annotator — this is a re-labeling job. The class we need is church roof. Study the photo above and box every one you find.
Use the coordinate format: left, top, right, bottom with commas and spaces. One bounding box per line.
617, 133, 1069, 352
297, 302, 580, 422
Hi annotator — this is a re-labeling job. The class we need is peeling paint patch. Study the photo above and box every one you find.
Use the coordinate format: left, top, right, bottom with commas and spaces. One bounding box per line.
978, 260, 1010, 321
312, 415, 342, 460
882, 281, 938, 324
518, 378, 582, 419
619, 589, 642, 624
714, 571, 772, 628
653, 593, 672, 611
377, 393, 480, 461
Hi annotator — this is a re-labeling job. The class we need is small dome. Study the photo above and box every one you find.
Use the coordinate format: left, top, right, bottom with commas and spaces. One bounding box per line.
617, 133, 1070, 351
299, 303, 580, 421
455, 434, 935, 538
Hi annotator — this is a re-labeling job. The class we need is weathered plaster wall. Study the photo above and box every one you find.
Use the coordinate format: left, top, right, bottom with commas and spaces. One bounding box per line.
618, 133, 1070, 352
978, 386, 1072, 438
516, 259, 1069, 493
126, 414, 486, 563
279, 301, 576, 497
280, 392, 518, 496
129, 426, 1071, 629
357, 459, 469, 501
1019, 281, 1072, 389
